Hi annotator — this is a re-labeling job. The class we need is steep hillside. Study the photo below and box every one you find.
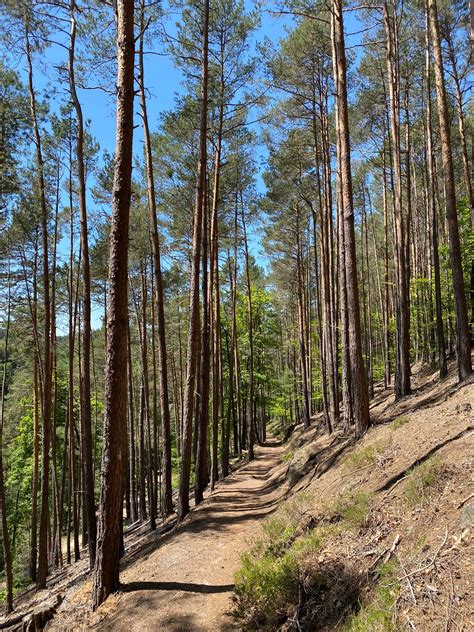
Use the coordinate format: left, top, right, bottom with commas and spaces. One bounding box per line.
1, 363, 472, 631
233, 363, 473, 630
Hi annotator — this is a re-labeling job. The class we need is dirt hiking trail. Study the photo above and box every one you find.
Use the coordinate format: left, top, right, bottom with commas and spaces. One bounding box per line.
49, 440, 288, 631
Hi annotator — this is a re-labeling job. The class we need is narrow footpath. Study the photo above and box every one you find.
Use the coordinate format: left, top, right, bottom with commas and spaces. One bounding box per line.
48, 440, 287, 631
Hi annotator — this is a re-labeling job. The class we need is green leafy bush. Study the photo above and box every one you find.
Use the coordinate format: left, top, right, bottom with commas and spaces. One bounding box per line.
233, 550, 299, 628
330, 491, 373, 530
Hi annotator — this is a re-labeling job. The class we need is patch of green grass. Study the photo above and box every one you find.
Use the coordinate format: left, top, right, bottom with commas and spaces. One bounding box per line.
291, 527, 325, 558
261, 516, 296, 557
343, 560, 399, 631
282, 449, 294, 463
391, 415, 410, 429
404, 456, 442, 507
343, 442, 385, 472
330, 491, 373, 530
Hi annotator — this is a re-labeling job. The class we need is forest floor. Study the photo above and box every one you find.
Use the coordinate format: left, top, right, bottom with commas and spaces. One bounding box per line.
47, 440, 288, 631
1, 360, 473, 631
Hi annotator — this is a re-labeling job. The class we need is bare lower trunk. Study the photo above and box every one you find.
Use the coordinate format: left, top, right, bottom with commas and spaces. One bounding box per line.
428, 0, 472, 381
178, 0, 209, 522
332, 0, 369, 438
92, 0, 135, 608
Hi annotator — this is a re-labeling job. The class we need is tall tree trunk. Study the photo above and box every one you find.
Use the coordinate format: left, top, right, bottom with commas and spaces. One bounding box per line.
138, 5, 173, 518
92, 0, 135, 608
69, 0, 96, 568
0, 264, 14, 614
30, 239, 40, 580
195, 173, 211, 505
25, 21, 53, 589
296, 209, 311, 428
331, 0, 370, 438
425, 3, 447, 378
383, 0, 411, 399
241, 199, 255, 460
428, 0, 472, 381
178, 0, 209, 523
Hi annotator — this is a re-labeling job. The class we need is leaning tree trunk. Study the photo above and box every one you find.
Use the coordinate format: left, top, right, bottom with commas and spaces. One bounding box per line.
428, 0, 472, 381
92, 0, 135, 609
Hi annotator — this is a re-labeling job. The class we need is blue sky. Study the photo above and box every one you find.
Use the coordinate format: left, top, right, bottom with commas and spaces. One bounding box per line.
11, 1, 364, 330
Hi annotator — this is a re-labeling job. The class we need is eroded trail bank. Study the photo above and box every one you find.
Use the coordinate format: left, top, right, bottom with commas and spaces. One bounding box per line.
48, 441, 288, 631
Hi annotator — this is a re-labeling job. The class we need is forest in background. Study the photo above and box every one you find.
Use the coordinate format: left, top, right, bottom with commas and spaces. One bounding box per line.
0, 0, 472, 613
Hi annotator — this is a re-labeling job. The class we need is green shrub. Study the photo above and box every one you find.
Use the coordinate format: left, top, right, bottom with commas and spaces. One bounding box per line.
282, 450, 294, 463
233, 550, 299, 628
261, 516, 296, 556
391, 415, 410, 429
343, 560, 399, 631
291, 528, 324, 558
404, 456, 442, 506
233, 492, 326, 628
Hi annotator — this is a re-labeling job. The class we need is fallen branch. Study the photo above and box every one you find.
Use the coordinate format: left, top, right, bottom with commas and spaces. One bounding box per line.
403, 527, 449, 581
395, 553, 417, 605
384, 475, 409, 498
370, 533, 400, 570
456, 492, 474, 509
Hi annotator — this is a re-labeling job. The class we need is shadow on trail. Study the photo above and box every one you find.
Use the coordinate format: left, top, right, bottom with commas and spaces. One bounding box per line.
122, 581, 234, 594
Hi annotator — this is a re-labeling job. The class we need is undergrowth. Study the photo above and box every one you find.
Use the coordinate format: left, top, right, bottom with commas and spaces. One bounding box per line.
343, 442, 386, 471
233, 489, 376, 628
404, 455, 442, 506
391, 415, 410, 429
343, 560, 400, 631
329, 491, 373, 530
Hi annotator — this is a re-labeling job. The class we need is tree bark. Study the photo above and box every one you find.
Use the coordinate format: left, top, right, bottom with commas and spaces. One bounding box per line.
69, 0, 96, 568
428, 0, 472, 381
0, 264, 14, 614
137, 5, 173, 517
425, 3, 447, 378
383, 0, 411, 399
331, 0, 370, 438
92, 0, 135, 608
178, 0, 210, 523
25, 20, 53, 589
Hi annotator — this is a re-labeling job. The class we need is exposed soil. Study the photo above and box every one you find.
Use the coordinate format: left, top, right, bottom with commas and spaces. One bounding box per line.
277, 362, 474, 631
47, 440, 288, 631
1, 362, 472, 631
